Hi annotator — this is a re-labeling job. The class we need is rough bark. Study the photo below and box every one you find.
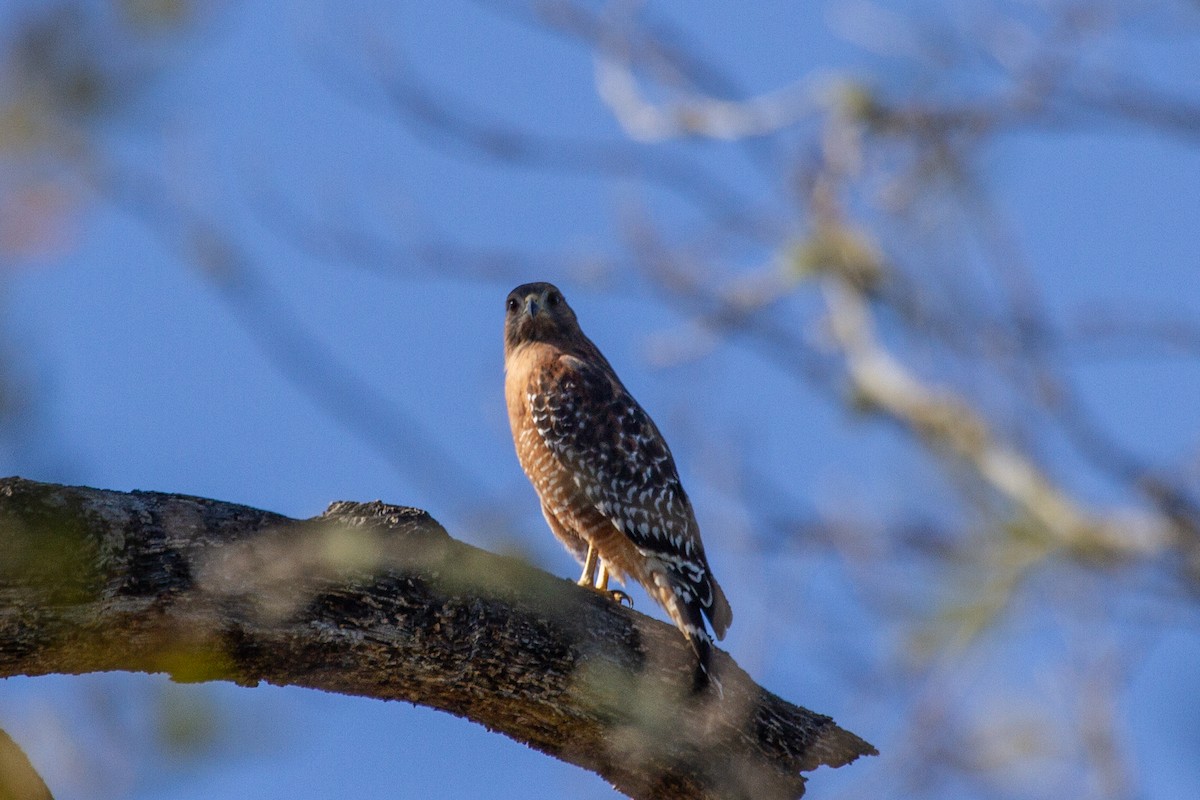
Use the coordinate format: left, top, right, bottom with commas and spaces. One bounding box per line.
0, 476, 875, 799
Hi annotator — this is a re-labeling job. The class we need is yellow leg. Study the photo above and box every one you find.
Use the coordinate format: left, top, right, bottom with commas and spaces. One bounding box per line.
577, 543, 598, 586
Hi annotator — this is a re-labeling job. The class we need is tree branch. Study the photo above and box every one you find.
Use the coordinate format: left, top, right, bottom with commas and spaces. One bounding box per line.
0, 477, 874, 800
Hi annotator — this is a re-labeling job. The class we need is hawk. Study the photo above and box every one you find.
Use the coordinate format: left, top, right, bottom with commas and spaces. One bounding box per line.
503, 281, 732, 691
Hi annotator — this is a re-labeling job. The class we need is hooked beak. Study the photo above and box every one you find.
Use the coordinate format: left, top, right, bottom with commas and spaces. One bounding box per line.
523, 296, 541, 318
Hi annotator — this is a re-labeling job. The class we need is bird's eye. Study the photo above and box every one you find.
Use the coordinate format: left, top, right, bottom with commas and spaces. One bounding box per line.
506, 297, 519, 312
547, 292, 560, 308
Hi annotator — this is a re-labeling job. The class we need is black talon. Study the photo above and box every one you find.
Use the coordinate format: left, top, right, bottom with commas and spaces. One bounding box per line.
609, 590, 633, 607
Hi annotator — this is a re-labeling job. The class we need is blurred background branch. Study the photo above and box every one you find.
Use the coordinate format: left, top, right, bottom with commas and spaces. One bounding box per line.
0, 728, 53, 800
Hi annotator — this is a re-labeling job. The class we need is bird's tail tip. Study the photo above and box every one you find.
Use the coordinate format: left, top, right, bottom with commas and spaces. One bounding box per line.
692, 657, 725, 699
687, 626, 725, 700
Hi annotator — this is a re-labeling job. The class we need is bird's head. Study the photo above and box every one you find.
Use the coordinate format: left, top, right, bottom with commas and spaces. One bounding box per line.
504, 282, 581, 352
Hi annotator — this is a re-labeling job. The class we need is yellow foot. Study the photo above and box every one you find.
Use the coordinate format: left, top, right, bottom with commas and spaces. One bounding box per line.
589, 563, 632, 607
579, 583, 633, 607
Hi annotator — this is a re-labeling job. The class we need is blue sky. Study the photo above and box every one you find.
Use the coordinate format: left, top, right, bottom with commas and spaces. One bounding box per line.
2, 1, 1199, 798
